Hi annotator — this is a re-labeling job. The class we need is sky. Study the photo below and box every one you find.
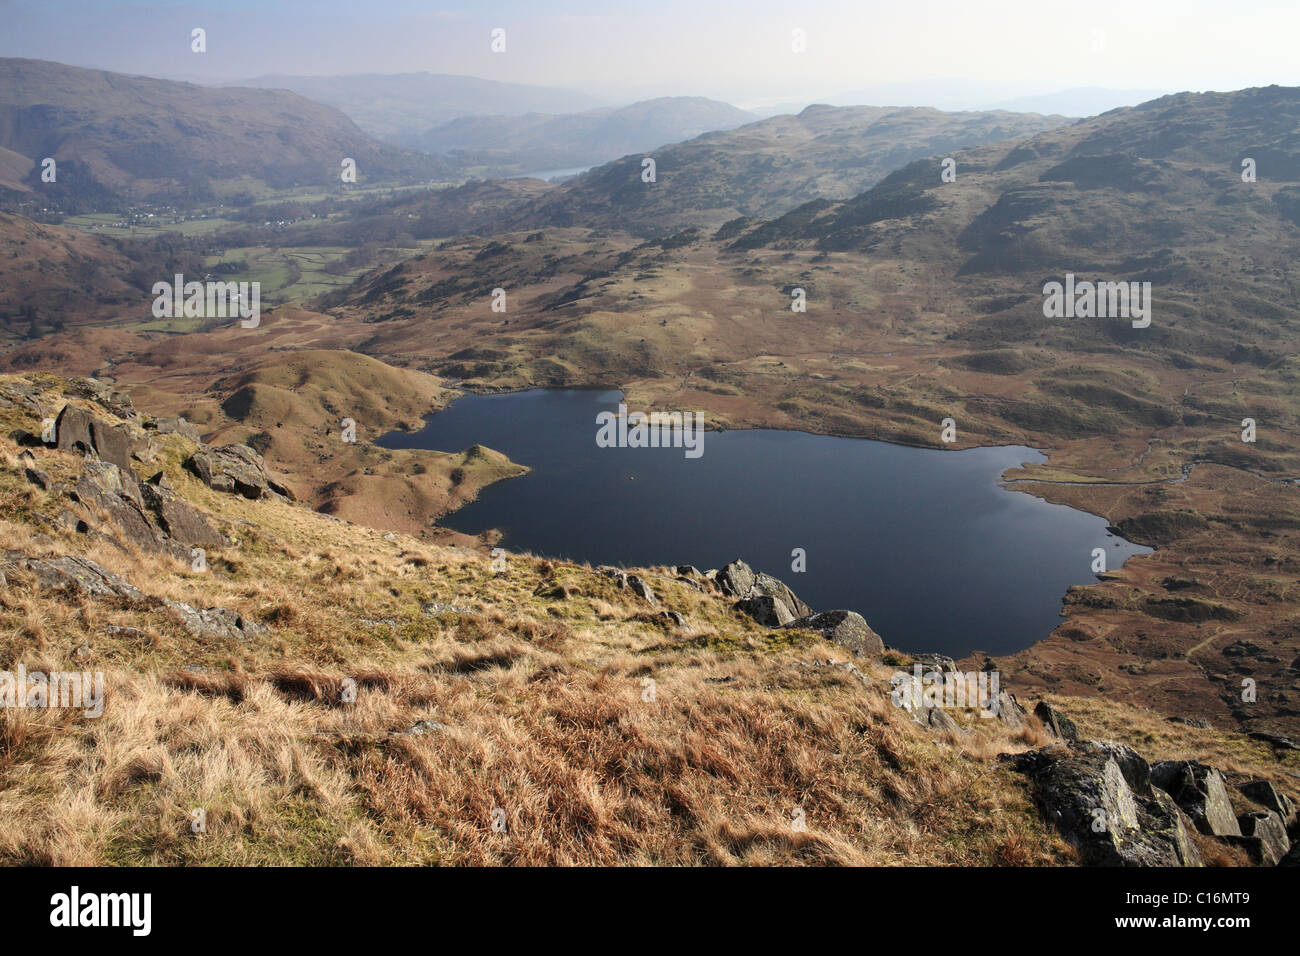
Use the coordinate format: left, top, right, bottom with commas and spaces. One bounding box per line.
2, 0, 1298, 109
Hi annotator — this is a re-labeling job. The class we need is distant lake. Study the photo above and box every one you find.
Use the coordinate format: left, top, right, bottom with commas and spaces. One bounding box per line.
378, 389, 1150, 658
509, 166, 591, 182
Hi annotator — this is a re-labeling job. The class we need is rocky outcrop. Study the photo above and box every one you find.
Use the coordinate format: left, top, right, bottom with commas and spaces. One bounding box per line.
1230, 811, 1291, 866
1149, 760, 1241, 837
1238, 779, 1297, 826
167, 602, 269, 642
68, 459, 226, 556
54, 404, 134, 471
1005, 741, 1202, 867
783, 610, 884, 657
716, 559, 811, 623
146, 416, 201, 443
140, 482, 228, 549
0, 552, 147, 603
1034, 700, 1079, 740
599, 567, 657, 604
188, 443, 291, 500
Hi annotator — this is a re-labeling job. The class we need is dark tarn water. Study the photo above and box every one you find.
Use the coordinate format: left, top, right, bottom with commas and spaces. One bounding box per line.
379, 389, 1150, 658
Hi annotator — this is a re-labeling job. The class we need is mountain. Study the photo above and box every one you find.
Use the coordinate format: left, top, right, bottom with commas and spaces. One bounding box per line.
229, 72, 607, 144
507, 104, 1070, 236
319, 86, 1300, 733
984, 87, 1173, 117
410, 97, 756, 176
0, 59, 451, 208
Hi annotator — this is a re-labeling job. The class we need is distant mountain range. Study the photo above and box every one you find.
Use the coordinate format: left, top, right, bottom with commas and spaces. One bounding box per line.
227, 72, 607, 144
0, 59, 449, 208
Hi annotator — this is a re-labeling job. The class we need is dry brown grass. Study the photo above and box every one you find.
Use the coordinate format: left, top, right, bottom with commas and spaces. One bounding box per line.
0, 375, 1291, 866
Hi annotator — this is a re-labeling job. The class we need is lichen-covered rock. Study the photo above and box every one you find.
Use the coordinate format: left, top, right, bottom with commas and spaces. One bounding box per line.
1150, 760, 1242, 837
784, 609, 883, 657
1005, 740, 1203, 867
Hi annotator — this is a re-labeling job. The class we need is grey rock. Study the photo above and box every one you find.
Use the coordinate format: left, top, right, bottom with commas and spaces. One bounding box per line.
1231, 811, 1291, 866
149, 416, 201, 443
0, 553, 147, 604
995, 692, 1028, 730
188, 444, 276, 499
1034, 700, 1080, 740
1150, 761, 1242, 837
167, 601, 268, 641
140, 483, 227, 549
625, 574, 656, 604
1005, 741, 1202, 867
783, 609, 883, 657
1238, 779, 1296, 826
738, 594, 795, 627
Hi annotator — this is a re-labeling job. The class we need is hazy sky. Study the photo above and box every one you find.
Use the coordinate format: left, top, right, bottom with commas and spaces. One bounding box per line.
3, 0, 1299, 107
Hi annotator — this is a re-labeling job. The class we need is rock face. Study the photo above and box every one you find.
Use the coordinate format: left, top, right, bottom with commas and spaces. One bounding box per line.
69, 460, 226, 556
1149, 761, 1242, 837
1034, 700, 1080, 741
54, 405, 135, 471
1005, 741, 1203, 867
783, 610, 884, 657
188, 444, 291, 500
147, 416, 201, 443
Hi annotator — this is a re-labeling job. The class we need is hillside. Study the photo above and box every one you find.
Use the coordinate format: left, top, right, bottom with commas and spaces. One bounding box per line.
504, 104, 1071, 236
0, 59, 451, 208
317, 87, 1300, 734
0, 372, 1294, 866
411, 97, 756, 176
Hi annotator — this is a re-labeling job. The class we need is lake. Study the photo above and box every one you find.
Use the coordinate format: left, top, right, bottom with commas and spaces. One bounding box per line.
378, 388, 1150, 657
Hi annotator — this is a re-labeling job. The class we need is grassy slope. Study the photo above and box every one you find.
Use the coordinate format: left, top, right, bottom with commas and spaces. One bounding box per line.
0, 373, 1294, 865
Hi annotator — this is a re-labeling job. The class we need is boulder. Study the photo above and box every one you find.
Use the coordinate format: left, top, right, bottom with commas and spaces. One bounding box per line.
140, 483, 227, 549
909, 653, 959, 673
1238, 779, 1296, 826
167, 602, 269, 641
188, 444, 277, 499
149, 416, 201, 443
783, 610, 883, 657
1034, 700, 1080, 741
1150, 761, 1241, 837
717, 559, 815, 627
1230, 811, 1291, 866
54, 405, 95, 454
995, 692, 1028, 730
54, 405, 133, 470
1005, 741, 1202, 867
738, 594, 795, 627
0, 553, 147, 604
89, 418, 133, 471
